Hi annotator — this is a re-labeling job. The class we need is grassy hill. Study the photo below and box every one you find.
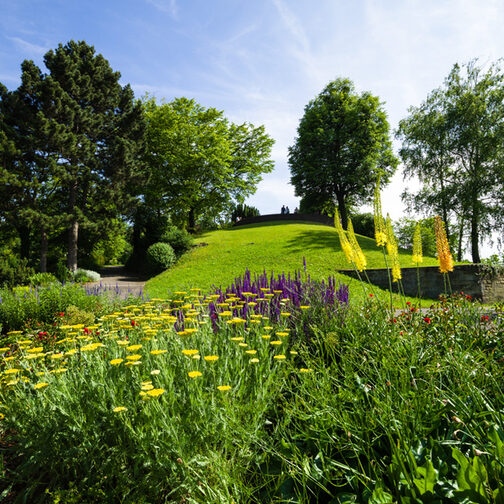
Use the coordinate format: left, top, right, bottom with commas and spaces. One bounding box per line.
145, 220, 440, 304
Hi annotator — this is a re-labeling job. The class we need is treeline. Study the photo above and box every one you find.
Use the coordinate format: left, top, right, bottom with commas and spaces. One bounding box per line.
0, 40, 273, 282
289, 61, 504, 263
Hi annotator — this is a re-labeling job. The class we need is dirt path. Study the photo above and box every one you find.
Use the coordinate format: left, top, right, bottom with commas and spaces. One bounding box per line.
86, 266, 148, 299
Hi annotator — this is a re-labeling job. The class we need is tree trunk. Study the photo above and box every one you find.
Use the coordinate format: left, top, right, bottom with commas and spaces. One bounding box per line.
456, 218, 464, 262
40, 226, 48, 273
188, 207, 196, 233
336, 193, 348, 230
18, 225, 31, 259
470, 207, 480, 264
67, 183, 79, 272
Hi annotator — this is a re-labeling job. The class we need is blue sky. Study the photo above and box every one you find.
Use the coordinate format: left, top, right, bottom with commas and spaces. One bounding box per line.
1, 0, 504, 256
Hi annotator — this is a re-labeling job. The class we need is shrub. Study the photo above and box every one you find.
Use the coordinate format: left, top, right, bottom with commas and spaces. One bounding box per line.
72, 269, 101, 283
28, 272, 61, 287
0, 283, 119, 333
61, 304, 96, 326
0, 254, 34, 287
160, 226, 193, 258
146, 242, 176, 274
350, 212, 374, 238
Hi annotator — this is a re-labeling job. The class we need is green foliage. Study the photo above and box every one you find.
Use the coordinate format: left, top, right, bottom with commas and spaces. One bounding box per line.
0, 253, 34, 287
143, 97, 274, 230
395, 217, 437, 256
146, 242, 176, 274
231, 202, 260, 222
397, 59, 504, 263
351, 212, 375, 238
28, 273, 61, 287
160, 226, 193, 258
0, 40, 146, 272
0, 284, 119, 332
289, 78, 398, 228
61, 305, 96, 327
1, 279, 504, 501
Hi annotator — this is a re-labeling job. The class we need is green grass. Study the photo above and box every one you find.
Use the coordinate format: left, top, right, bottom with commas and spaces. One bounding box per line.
146, 220, 440, 304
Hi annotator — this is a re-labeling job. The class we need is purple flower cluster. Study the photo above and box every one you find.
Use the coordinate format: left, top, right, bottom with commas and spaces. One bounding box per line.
200, 268, 349, 333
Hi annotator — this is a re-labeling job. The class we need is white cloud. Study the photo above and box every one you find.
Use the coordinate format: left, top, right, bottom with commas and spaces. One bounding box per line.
6, 36, 48, 57
146, 0, 178, 19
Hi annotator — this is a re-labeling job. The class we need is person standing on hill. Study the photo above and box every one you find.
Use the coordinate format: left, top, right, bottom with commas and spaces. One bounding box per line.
281, 205, 286, 214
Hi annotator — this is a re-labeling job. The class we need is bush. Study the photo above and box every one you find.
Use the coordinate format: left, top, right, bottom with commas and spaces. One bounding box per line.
0, 283, 121, 333
146, 242, 176, 274
28, 272, 61, 287
0, 254, 34, 287
160, 226, 193, 258
350, 212, 374, 238
72, 269, 101, 283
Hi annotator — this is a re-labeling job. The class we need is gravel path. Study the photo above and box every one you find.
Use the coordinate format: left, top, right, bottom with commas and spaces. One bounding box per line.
86, 266, 148, 299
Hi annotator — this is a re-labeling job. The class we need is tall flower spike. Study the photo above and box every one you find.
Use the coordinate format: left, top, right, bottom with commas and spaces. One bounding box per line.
334, 208, 354, 265
385, 214, 397, 256
384, 213, 401, 282
347, 218, 367, 272
412, 222, 423, 265
434, 216, 453, 273
373, 176, 386, 247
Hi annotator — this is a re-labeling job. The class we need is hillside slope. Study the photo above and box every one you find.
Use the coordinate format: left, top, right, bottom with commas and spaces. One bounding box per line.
145, 221, 440, 302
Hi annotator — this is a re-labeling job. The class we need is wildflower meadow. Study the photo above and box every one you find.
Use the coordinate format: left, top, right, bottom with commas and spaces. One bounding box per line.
1, 184, 504, 503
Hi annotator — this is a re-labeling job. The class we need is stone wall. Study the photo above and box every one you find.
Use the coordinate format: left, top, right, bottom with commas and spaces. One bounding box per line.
339, 264, 504, 303
234, 213, 333, 227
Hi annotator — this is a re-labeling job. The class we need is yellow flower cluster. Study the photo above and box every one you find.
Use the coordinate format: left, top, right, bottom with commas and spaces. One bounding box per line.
373, 176, 387, 247
334, 210, 367, 271
386, 214, 402, 282
434, 216, 454, 273
412, 222, 423, 265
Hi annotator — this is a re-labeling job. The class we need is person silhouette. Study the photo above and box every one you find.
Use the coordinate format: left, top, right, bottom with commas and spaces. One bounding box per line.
281, 205, 286, 215
286, 206, 290, 214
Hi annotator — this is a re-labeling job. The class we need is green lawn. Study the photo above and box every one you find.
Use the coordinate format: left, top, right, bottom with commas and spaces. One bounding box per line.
146, 220, 440, 304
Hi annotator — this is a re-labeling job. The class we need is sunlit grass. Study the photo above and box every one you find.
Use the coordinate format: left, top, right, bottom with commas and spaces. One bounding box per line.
146, 220, 440, 304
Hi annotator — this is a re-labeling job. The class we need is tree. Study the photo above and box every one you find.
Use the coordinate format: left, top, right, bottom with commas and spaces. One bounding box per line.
144, 97, 274, 231
288, 78, 398, 229
397, 60, 504, 263
3, 41, 146, 272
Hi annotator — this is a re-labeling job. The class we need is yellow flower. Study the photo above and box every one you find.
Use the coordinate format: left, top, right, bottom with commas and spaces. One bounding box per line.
434, 216, 454, 273
245, 350, 257, 355
230, 337, 244, 342
249, 358, 259, 363
238, 342, 248, 347
34, 382, 49, 389
124, 360, 141, 366
81, 343, 103, 352
182, 349, 199, 356
26, 347, 44, 353
203, 355, 219, 362
151, 369, 161, 375
126, 354, 142, 360
373, 176, 387, 247
3, 369, 20, 375
386, 215, 402, 282
150, 350, 167, 355
270, 340, 282, 346
274, 355, 286, 360
113, 406, 128, 413
110, 358, 124, 365
188, 371, 202, 379
127, 344, 142, 351
334, 208, 354, 264
347, 218, 367, 272
299, 368, 313, 373
50, 353, 64, 359
0, 347, 10, 352
275, 332, 289, 337
117, 340, 129, 346
50, 368, 67, 374
261, 335, 271, 339
217, 385, 231, 392
141, 383, 154, 391
412, 222, 423, 264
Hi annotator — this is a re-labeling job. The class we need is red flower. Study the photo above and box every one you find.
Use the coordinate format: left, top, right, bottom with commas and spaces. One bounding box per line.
423, 317, 431, 324
131, 320, 136, 326
59, 312, 65, 316
406, 301, 411, 306
369, 294, 374, 297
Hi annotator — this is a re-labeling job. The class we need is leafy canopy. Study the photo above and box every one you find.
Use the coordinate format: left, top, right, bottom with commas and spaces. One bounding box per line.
289, 78, 398, 228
